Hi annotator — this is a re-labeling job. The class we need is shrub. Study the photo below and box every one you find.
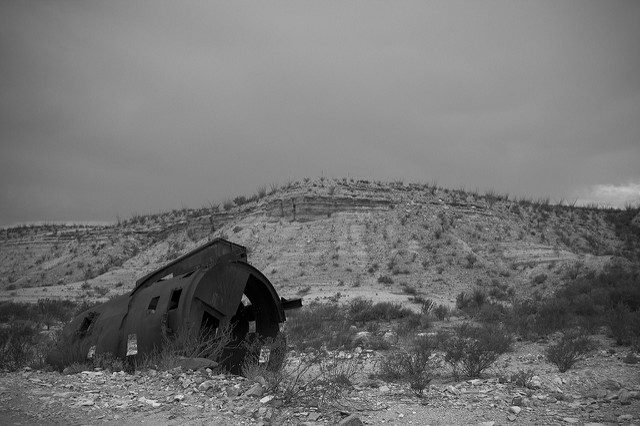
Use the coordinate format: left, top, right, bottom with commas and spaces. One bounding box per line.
377, 275, 393, 285
347, 299, 413, 323
141, 324, 232, 371
379, 336, 436, 396
441, 324, 512, 379
606, 303, 640, 346
433, 304, 451, 321
0, 321, 40, 370
545, 330, 594, 372
286, 303, 354, 351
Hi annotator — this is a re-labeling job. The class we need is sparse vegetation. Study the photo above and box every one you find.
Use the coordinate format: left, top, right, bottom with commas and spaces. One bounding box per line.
545, 330, 594, 372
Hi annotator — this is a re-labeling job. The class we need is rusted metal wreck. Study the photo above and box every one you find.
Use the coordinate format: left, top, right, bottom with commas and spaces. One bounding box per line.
53, 238, 301, 373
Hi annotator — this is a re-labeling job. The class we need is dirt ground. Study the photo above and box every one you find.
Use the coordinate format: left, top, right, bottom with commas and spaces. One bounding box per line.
1, 335, 638, 425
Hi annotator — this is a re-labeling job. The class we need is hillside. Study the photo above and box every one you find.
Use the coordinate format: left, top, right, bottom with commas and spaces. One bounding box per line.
2, 178, 639, 305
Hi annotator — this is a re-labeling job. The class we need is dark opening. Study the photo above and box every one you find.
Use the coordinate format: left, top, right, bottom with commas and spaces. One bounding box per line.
147, 296, 160, 313
78, 312, 97, 337
169, 288, 182, 310
201, 311, 219, 335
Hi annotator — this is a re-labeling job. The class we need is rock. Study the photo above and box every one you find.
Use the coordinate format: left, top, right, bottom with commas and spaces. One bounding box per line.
259, 395, 274, 404
552, 377, 563, 386
507, 414, 517, 422
198, 380, 216, 391
619, 389, 631, 405
244, 382, 263, 397
618, 414, 634, 422
378, 385, 390, 393
382, 331, 398, 345
446, 385, 460, 395
562, 418, 579, 423
511, 396, 523, 406
338, 414, 363, 426
469, 379, 482, 386
530, 376, 542, 389
175, 357, 218, 371
353, 331, 371, 345
173, 394, 184, 401
137, 397, 161, 408
583, 423, 606, 426
254, 376, 266, 388
226, 386, 240, 398
509, 406, 522, 415
478, 422, 495, 426
308, 412, 321, 421
78, 399, 95, 406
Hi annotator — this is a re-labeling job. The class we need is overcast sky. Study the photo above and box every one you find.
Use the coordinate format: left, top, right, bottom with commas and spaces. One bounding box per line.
1, 1, 639, 226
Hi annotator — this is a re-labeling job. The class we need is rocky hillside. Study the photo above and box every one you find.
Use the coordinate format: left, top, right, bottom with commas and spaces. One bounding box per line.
2, 178, 639, 305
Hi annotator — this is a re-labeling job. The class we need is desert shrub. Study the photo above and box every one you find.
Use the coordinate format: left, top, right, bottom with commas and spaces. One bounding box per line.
377, 275, 393, 285
545, 330, 594, 372
379, 336, 436, 396
476, 302, 509, 324
532, 273, 547, 284
487, 281, 514, 301
348, 299, 413, 323
441, 324, 513, 379
433, 304, 451, 321
606, 303, 640, 346
286, 303, 354, 351
0, 301, 35, 322
456, 288, 487, 312
401, 284, 418, 295
0, 321, 40, 370
142, 324, 232, 371
395, 312, 429, 336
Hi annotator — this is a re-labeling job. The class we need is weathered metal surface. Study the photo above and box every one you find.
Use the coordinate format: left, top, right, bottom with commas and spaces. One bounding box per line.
52, 238, 300, 373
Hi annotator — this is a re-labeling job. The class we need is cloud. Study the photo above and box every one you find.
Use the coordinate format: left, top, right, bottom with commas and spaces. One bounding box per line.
574, 182, 640, 208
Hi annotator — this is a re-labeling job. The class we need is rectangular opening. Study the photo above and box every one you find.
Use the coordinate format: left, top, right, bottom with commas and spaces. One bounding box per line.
78, 312, 97, 337
147, 296, 160, 313
169, 288, 182, 310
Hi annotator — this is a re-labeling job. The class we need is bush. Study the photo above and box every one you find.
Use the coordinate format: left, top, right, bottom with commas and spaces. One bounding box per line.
606, 303, 640, 346
286, 303, 354, 351
348, 299, 413, 323
433, 304, 451, 321
545, 330, 594, 372
441, 324, 512, 379
379, 336, 436, 396
378, 275, 393, 285
0, 322, 40, 370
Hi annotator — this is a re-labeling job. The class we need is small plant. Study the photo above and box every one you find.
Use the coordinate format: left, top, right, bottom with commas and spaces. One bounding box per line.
433, 304, 451, 321
441, 324, 512, 379
0, 321, 39, 370
545, 330, 594, 372
379, 336, 436, 396
377, 275, 393, 285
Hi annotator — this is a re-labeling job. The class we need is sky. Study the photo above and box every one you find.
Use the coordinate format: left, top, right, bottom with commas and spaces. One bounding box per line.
1, 1, 639, 226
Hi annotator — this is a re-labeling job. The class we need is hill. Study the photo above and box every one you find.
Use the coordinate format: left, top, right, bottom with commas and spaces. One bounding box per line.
2, 178, 639, 305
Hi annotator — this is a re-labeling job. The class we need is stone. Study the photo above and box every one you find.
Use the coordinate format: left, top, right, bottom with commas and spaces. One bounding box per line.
469, 379, 482, 386
254, 376, 266, 388
562, 418, 579, 423
137, 397, 161, 408
378, 385, 390, 393
78, 399, 95, 406
511, 396, 523, 406
175, 357, 218, 371
244, 382, 263, 397
618, 414, 633, 422
226, 386, 240, 398
530, 378, 542, 389
507, 414, 517, 422
382, 331, 398, 345
478, 422, 495, 426
308, 412, 321, 421
198, 380, 215, 391
259, 395, 274, 404
338, 414, 363, 426
619, 389, 631, 405
353, 331, 371, 345
509, 406, 522, 415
